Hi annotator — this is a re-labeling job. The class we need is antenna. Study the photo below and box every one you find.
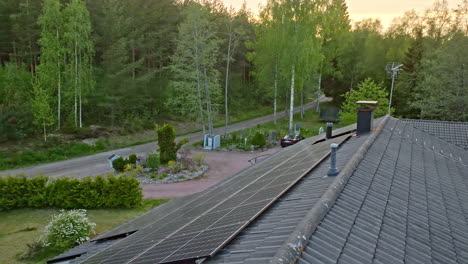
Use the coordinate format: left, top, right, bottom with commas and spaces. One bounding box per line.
385, 62, 403, 115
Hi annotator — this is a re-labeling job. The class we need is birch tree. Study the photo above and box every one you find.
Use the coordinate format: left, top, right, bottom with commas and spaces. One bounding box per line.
32, 80, 54, 142
278, 0, 323, 133
63, 0, 94, 128
223, 8, 244, 135
168, 2, 221, 135
252, 0, 284, 124
36, 0, 64, 130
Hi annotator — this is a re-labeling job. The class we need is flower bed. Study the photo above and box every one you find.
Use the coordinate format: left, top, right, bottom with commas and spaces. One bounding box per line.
136, 165, 208, 184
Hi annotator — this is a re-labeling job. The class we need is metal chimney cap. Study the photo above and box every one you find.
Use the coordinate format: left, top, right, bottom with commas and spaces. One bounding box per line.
331, 143, 338, 148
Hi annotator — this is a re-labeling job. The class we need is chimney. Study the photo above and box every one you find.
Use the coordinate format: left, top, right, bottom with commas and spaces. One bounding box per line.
326, 122, 333, 139
327, 143, 339, 176
356, 101, 378, 135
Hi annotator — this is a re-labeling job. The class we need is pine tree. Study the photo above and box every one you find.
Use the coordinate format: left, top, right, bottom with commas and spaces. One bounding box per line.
393, 28, 424, 117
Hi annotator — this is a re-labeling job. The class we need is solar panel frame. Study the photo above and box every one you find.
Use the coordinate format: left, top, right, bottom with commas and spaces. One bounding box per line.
82, 133, 352, 264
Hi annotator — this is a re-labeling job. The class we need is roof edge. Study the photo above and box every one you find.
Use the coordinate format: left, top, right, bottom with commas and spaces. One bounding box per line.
269, 115, 391, 264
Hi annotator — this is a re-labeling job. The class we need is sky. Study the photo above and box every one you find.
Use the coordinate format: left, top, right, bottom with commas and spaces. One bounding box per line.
221, 0, 462, 29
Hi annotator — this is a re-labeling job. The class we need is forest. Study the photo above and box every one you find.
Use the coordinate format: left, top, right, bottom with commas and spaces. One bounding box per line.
0, 0, 467, 142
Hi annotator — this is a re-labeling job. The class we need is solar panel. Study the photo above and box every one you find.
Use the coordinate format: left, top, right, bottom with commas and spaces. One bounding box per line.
81, 134, 351, 264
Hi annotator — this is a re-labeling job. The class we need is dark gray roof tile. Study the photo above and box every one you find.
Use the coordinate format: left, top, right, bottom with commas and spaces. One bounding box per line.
402, 119, 468, 149
299, 118, 468, 264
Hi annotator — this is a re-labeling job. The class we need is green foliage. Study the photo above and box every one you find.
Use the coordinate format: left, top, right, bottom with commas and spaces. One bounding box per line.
167, 2, 222, 132
168, 160, 181, 174
339, 78, 391, 124
146, 154, 160, 169
111, 154, 137, 172
0, 142, 108, 171
411, 33, 468, 121
0, 176, 49, 210
0, 63, 34, 142
112, 157, 126, 172
251, 132, 266, 147
40, 209, 95, 249
128, 154, 137, 164
0, 175, 142, 211
157, 124, 187, 164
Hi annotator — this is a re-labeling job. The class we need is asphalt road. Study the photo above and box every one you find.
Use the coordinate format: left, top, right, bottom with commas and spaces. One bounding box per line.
0, 96, 330, 178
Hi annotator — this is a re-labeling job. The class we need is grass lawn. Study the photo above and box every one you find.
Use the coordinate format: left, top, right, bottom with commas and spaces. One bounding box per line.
0, 199, 169, 264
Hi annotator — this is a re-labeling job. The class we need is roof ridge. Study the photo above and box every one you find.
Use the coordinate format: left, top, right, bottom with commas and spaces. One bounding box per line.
269, 115, 391, 264
402, 118, 468, 124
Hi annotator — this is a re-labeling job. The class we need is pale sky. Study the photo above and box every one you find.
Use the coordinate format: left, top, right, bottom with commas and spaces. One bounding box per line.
221, 0, 462, 29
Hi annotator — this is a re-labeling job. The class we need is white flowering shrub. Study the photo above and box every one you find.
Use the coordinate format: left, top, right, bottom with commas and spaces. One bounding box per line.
41, 209, 96, 249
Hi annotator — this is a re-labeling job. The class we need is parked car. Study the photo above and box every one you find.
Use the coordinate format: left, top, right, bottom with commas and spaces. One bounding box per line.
280, 134, 305, 147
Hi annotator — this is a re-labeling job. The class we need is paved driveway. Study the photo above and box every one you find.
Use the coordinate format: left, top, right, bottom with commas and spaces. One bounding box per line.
0, 96, 329, 178
143, 147, 281, 199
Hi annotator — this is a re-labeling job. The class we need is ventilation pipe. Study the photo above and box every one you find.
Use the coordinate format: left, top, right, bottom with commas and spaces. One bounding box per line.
328, 143, 339, 176
326, 122, 333, 139
356, 101, 378, 135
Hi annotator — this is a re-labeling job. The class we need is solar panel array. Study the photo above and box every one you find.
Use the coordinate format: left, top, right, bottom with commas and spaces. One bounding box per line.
81, 134, 351, 264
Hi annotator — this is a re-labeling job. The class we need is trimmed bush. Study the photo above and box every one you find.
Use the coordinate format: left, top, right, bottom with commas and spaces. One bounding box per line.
251, 132, 266, 147
147, 154, 160, 169
40, 209, 95, 249
112, 157, 126, 172
157, 124, 188, 164
128, 154, 137, 164
112, 154, 137, 172
0, 175, 142, 211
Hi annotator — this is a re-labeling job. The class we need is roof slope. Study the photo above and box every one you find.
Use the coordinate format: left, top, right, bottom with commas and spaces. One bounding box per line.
208, 134, 370, 264
299, 118, 468, 264
403, 119, 468, 149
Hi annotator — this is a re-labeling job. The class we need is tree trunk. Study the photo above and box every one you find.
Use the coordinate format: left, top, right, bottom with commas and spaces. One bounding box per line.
316, 72, 321, 112
74, 40, 78, 127
224, 33, 232, 136
79, 87, 82, 128
289, 65, 295, 133
204, 67, 213, 134
132, 47, 136, 80
57, 30, 61, 130
274, 57, 278, 124
301, 88, 304, 119
193, 31, 206, 136
43, 121, 47, 142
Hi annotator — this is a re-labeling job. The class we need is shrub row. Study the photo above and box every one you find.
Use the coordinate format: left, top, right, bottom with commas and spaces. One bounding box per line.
0, 175, 142, 211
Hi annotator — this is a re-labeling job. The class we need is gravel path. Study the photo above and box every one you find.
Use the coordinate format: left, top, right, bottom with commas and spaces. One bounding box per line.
143, 147, 281, 199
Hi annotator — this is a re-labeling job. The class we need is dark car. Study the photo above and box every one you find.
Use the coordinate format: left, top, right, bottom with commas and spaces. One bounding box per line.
280, 134, 305, 147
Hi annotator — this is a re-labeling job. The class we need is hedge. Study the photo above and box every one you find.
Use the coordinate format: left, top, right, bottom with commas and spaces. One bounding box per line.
0, 175, 142, 211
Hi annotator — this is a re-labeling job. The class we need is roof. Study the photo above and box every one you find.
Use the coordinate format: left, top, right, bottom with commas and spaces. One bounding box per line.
49, 116, 468, 264
297, 117, 468, 264
402, 119, 468, 149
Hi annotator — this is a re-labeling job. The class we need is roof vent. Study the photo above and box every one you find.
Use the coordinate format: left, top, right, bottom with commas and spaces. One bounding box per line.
327, 143, 339, 176
326, 122, 333, 139
356, 101, 378, 135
